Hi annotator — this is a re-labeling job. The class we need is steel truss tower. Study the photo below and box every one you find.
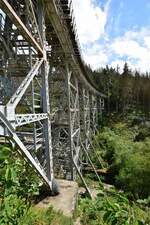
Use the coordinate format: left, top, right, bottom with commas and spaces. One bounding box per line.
0, 0, 106, 196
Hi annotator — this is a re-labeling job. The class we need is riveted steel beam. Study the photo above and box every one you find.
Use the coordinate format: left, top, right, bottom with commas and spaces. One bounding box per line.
0, 0, 43, 55
0, 0, 56, 193
15, 113, 48, 127
0, 111, 52, 189
7, 58, 44, 108
0, 0, 106, 197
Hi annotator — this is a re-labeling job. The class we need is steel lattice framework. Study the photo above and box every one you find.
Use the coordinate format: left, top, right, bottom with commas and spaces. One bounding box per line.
0, 0, 106, 197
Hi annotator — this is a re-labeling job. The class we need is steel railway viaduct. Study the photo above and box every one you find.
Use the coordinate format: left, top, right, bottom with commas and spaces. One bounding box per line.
0, 0, 106, 197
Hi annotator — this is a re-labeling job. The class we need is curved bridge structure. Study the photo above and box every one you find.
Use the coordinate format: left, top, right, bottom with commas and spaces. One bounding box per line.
0, 0, 105, 197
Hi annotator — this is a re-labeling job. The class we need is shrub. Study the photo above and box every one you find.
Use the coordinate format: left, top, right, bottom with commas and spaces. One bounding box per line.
0, 144, 73, 224
116, 139, 150, 198
0, 144, 40, 223
95, 123, 150, 198
19, 206, 73, 225
78, 189, 150, 225
0, 194, 27, 225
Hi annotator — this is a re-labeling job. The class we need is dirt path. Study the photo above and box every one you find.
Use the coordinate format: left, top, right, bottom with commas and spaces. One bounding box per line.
36, 179, 78, 217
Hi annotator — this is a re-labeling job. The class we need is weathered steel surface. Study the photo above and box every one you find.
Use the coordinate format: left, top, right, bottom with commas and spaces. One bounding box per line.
0, 0, 105, 196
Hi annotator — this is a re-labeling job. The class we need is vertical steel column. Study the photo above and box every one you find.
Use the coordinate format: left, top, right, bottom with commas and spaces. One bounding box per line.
41, 61, 54, 185
0, 0, 56, 191
38, 1, 54, 186
49, 64, 70, 179
82, 88, 91, 150
29, 45, 37, 153
90, 94, 98, 135
97, 96, 104, 127
50, 63, 80, 181
79, 87, 91, 166
66, 64, 80, 180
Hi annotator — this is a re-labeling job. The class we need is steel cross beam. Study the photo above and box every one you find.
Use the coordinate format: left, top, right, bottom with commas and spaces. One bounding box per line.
0, 111, 51, 188
49, 64, 71, 179
0, 0, 56, 192
15, 113, 48, 127
7, 59, 44, 108
90, 94, 98, 135
65, 66, 93, 197
0, 0, 43, 55
80, 88, 91, 150
66, 64, 81, 180
0, 0, 106, 197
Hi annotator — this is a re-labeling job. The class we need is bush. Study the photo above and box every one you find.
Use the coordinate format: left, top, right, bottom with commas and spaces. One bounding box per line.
0, 194, 27, 225
19, 206, 73, 225
0, 144, 73, 224
78, 189, 150, 225
116, 139, 150, 198
95, 123, 150, 198
0, 144, 40, 223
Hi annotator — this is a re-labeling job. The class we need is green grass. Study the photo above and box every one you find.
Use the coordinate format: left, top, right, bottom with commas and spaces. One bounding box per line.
19, 206, 73, 225
78, 186, 150, 225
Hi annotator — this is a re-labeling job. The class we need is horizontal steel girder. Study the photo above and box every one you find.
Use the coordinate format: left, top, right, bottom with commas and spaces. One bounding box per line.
0, 0, 43, 55
0, 111, 52, 189
0, 0, 105, 196
7, 59, 44, 108
15, 113, 48, 127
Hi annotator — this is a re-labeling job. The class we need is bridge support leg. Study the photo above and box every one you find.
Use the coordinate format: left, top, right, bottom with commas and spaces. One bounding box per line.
80, 88, 91, 163
66, 64, 80, 180
38, 2, 56, 192
90, 94, 98, 135
41, 61, 54, 188
79, 86, 101, 195
0, 0, 56, 192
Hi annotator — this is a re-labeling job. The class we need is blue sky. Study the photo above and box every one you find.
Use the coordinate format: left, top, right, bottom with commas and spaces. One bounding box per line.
73, 0, 150, 72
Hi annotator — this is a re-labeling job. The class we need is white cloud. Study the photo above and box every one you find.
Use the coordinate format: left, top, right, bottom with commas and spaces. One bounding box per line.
72, 1, 150, 73
72, 0, 111, 69
110, 59, 137, 73
144, 36, 150, 49
110, 28, 150, 72
111, 60, 125, 72
82, 44, 108, 69
111, 39, 147, 59
72, 0, 111, 44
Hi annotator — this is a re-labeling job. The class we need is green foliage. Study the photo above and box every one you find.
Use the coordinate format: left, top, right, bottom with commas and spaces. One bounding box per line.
78, 189, 150, 225
94, 123, 150, 198
0, 144, 73, 224
0, 194, 27, 225
88, 63, 150, 116
116, 139, 150, 198
81, 117, 150, 225
0, 144, 40, 199
0, 144, 41, 223
19, 206, 73, 225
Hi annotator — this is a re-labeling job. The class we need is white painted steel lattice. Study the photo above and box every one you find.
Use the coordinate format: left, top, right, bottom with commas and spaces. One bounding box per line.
0, 0, 106, 197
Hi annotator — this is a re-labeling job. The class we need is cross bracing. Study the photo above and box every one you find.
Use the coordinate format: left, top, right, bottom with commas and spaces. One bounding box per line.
0, 0, 106, 197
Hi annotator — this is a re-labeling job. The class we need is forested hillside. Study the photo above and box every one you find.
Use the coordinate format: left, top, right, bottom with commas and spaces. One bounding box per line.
87, 62, 150, 117
75, 62, 150, 225
1, 62, 150, 224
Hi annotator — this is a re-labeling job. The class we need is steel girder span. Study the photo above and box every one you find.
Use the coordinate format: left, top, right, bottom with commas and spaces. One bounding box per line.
0, 0, 106, 196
